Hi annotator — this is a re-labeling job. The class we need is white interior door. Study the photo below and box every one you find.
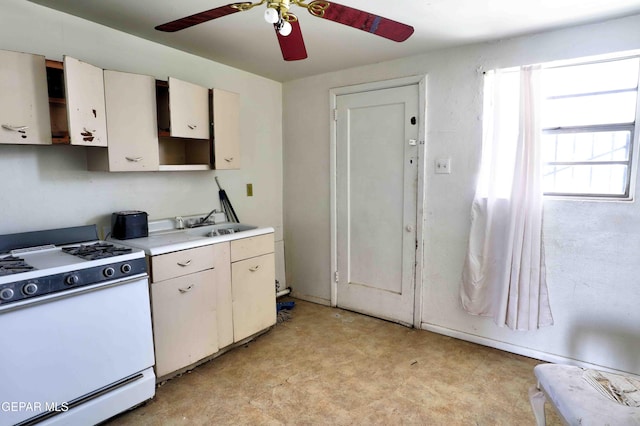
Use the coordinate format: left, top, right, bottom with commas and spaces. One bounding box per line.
336, 84, 419, 326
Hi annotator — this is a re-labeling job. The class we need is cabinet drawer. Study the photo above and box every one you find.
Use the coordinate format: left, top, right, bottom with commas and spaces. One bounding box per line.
151, 245, 215, 282
151, 269, 218, 377
230, 233, 274, 262
232, 253, 276, 342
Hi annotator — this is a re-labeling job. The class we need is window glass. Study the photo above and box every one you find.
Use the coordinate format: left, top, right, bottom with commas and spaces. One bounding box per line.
540, 55, 639, 198
543, 58, 640, 97
543, 164, 628, 195
542, 131, 631, 163
543, 92, 637, 127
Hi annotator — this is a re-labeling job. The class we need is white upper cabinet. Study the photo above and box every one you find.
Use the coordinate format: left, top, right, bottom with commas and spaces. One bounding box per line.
0, 50, 51, 145
63, 56, 108, 147
168, 77, 209, 139
87, 70, 159, 172
212, 88, 240, 170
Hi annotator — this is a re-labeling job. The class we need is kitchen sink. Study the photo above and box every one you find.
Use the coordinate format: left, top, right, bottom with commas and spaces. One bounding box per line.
186, 223, 257, 237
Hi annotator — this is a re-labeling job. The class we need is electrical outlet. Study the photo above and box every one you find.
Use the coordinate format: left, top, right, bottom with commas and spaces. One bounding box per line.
435, 158, 451, 174
246, 183, 253, 197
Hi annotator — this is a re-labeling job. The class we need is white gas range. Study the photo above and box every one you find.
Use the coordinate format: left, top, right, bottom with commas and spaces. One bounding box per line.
0, 225, 155, 426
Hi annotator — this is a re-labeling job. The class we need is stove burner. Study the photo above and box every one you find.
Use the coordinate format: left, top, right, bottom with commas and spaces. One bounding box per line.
62, 242, 133, 261
0, 255, 36, 276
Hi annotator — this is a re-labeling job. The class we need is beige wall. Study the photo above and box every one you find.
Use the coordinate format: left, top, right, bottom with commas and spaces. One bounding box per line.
0, 0, 283, 247
283, 14, 640, 374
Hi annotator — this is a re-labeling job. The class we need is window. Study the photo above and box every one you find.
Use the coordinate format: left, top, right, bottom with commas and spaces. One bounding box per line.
541, 56, 640, 198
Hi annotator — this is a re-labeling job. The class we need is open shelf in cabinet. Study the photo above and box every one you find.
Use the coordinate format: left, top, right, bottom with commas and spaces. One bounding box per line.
158, 136, 212, 171
156, 79, 170, 137
46, 59, 69, 144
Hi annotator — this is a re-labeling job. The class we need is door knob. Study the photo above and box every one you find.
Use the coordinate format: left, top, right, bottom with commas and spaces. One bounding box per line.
406, 225, 413, 232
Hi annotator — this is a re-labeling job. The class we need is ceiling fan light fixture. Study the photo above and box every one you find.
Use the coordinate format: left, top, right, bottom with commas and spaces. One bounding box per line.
264, 7, 279, 24
278, 20, 293, 36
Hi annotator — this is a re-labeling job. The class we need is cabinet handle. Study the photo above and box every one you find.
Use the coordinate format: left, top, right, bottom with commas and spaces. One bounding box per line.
2, 124, 28, 132
188, 124, 197, 130
249, 265, 260, 272
126, 156, 143, 162
224, 157, 234, 163
80, 128, 95, 142
178, 285, 194, 293
177, 260, 192, 267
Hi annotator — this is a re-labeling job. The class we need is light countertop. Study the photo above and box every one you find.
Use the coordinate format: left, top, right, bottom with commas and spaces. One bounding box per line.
108, 215, 273, 256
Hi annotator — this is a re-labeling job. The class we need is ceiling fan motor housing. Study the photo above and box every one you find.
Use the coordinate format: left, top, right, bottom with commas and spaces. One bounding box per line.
268, 0, 290, 14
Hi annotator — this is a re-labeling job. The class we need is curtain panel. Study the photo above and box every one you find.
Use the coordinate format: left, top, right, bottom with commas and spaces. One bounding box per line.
461, 66, 553, 330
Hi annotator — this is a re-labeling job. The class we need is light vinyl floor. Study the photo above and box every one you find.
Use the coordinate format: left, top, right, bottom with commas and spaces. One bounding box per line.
106, 299, 562, 425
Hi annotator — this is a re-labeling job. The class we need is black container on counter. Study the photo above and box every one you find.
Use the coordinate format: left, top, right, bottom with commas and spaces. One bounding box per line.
111, 211, 148, 240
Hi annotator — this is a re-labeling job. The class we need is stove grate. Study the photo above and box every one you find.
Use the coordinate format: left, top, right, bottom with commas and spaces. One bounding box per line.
0, 255, 36, 276
62, 242, 133, 261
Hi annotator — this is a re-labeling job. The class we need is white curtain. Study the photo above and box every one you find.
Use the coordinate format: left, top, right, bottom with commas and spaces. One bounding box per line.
461, 65, 553, 330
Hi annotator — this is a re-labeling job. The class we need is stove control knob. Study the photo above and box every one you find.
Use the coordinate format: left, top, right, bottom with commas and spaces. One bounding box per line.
121, 263, 132, 274
65, 275, 79, 286
103, 267, 115, 278
22, 282, 38, 296
0, 288, 14, 301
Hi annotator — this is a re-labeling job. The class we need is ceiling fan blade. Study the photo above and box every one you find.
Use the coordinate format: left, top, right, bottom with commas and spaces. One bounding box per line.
155, 4, 242, 32
306, 1, 414, 42
275, 19, 308, 61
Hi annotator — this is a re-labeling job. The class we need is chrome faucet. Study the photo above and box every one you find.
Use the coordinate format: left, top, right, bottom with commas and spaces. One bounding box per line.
198, 209, 220, 226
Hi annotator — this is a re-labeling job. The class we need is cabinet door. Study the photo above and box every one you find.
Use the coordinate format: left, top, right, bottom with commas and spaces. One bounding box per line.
169, 77, 209, 139
151, 269, 218, 378
64, 56, 108, 147
213, 88, 240, 170
100, 70, 159, 171
0, 50, 51, 145
232, 253, 276, 342
212, 243, 234, 349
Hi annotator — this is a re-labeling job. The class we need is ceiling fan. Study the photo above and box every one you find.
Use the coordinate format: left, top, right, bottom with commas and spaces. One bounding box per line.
155, 0, 414, 61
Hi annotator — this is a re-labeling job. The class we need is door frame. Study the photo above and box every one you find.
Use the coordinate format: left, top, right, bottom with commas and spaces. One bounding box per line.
329, 75, 427, 328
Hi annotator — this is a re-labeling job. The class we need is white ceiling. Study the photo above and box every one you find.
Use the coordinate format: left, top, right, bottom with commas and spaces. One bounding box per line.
27, 0, 640, 82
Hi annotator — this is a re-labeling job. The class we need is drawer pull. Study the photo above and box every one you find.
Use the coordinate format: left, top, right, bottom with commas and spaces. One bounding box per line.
188, 124, 197, 130
126, 156, 143, 162
177, 260, 192, 267
178, 285, 193, 293
249, 265, 260, 272
224, 157, 234, 163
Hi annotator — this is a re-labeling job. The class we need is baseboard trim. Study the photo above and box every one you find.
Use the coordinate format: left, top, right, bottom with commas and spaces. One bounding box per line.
420, 322, 626, 374
289, 291, 331, 306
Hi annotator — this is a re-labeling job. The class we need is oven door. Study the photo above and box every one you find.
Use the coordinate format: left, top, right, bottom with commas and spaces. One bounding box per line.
0, 276, 154, 426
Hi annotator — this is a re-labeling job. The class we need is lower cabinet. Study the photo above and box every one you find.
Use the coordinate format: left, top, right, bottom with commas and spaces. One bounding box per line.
151, 269, 218, 378
230, 234, 277, 343
232, 252, 276, 342
148, 233, 275, 379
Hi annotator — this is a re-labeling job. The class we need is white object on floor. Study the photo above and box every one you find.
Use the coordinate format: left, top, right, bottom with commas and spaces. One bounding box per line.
529, 363, 640, 425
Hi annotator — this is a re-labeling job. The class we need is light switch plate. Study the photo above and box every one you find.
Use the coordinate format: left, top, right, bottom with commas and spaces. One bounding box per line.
435, 158, 451, 174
